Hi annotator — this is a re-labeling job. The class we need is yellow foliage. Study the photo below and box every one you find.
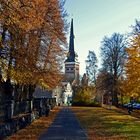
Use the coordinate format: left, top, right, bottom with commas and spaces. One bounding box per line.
124, 35, 140, 97
0, 0, 67, 89
1, 0, 47, 31
74, 87, 93, 103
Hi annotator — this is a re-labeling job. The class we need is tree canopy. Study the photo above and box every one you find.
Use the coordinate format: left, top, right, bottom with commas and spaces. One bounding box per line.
0, 0, 67, 89
122, 21, 140, 97
100, 33, 127, 106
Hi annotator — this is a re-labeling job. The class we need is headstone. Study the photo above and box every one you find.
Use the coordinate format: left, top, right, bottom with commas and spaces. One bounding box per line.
3, 79, 14, 121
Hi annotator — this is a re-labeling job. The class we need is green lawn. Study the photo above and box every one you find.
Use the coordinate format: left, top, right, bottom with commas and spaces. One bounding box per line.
72, 107, 140, 140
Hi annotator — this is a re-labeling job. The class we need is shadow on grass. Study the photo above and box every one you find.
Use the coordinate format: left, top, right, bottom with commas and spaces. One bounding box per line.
72, 107, 140, 140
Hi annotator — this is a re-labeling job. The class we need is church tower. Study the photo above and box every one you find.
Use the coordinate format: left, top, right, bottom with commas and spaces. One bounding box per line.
65, 19, 79, 85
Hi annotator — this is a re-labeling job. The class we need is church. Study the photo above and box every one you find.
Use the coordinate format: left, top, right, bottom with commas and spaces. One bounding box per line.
33, 19, 79, 105
65, 19, 79, 86
60, 19, 80, 105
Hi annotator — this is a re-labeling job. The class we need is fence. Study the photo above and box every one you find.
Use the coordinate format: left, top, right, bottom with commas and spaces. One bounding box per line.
0, 97, 56, 121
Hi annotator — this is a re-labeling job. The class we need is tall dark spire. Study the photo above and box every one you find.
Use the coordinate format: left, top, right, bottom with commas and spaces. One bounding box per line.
65, 19, 75, 62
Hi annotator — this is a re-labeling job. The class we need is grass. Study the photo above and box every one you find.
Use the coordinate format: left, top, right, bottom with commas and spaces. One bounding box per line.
6, 107, 61, 140
72, 106, 140, 140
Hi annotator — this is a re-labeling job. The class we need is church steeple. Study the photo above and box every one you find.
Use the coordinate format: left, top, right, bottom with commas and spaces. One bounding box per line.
66, 19, 75, 62
65, 19, 79, 85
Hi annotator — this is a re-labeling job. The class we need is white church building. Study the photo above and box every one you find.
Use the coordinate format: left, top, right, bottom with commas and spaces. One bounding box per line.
62, 18, 80, 105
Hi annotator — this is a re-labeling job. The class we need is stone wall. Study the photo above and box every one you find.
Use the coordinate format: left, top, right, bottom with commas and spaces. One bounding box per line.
0, 98, 56, 139
0, 111, 39, 139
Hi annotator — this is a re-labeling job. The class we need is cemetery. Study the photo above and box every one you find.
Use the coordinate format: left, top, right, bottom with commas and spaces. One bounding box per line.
0, 83, 56, 139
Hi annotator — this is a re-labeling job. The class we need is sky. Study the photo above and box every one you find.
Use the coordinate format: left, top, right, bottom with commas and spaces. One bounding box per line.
64, 0, 140, 75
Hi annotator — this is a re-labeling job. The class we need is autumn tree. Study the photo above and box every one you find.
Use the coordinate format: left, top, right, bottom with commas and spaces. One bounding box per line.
96, 69, 113, 104
123, 20, 140, 97
0, 0, 67, 88
0, 0, 68, 100
72, 86, 95, 106
85, 51, 97, 85
100, 33, 127, 106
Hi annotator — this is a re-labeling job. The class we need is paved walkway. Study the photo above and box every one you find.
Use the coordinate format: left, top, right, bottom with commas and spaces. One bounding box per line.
39, 107, 87, 140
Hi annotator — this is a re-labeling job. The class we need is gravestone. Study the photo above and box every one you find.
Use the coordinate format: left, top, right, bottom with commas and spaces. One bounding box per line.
3, 79, 14, 121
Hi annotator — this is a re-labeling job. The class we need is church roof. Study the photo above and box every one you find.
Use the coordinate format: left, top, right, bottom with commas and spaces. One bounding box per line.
65, 19, 77, 62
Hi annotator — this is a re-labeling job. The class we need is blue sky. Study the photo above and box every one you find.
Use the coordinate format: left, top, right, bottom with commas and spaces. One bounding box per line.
64, 0, 140, 75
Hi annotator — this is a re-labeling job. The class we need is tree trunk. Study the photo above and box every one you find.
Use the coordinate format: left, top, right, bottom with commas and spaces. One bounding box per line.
112, 91, 118, 107
112, 77, 119, 107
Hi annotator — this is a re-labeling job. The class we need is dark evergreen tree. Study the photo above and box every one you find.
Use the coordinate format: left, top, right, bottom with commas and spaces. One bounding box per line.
81, 73, 88, 87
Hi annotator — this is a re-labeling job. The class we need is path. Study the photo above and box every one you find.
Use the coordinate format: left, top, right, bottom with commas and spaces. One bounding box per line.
39, 107, 87, 140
